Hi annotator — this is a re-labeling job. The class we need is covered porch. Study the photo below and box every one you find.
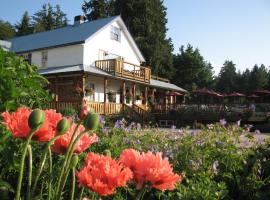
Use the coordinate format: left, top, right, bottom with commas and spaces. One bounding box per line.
46, 71, 186, 115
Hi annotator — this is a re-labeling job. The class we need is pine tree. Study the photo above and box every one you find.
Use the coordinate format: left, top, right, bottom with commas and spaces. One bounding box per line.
15, 11, 33, 36
54, 5, 68, 28
32, 3, 68, 33
82, 0, 114, 21
172, 44, 214, 91
0, 19, 15, 40
216, 60, 237, 93
82, 0, 175, 78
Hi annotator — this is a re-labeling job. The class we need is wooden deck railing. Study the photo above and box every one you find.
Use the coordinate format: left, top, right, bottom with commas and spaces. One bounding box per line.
48, 101, 81, 112
48, 101, 123, 115
87, 102, 123, 115
151, 75, 170, 83
152, 104, 182, 114
95, 59, 151, 83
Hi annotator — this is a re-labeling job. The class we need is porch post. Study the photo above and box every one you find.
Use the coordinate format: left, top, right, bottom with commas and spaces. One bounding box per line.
104, 78, 107, 115
55, 77, 58, 102
82, 75, 86, 105
122, 81, 126, 104
132, 83, 136, 105
145, 86, 148, 105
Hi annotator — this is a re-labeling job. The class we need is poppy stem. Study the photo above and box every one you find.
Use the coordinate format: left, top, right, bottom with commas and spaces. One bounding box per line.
135, 187, 147, 200
78, 187, 84, 200
48, 147, 52, 200
31, 134, 62, 198
56, 129, 90, 200
70, 168, 75, 200
26, 145, 32, 200
55, 121, 82, 200
15, 129, 37, 200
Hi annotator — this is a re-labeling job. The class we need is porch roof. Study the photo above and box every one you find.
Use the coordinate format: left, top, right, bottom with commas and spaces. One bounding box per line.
39, 65, 186, 93
150, 79, 187, 93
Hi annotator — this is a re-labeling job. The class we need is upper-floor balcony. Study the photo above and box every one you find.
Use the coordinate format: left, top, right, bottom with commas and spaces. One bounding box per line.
95, 59, 151, 83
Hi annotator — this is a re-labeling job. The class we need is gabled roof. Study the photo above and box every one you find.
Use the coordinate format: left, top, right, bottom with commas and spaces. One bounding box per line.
9, 16, 145, 62
39, 65, 186, 93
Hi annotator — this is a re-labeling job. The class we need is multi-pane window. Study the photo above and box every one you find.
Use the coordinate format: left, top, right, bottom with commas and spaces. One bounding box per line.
20, 53, 32, 64
110, 26, 121, 42
41, 51, 48, 68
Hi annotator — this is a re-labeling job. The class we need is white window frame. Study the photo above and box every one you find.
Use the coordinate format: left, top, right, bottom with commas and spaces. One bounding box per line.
41, 51, 48, 68
110, 25, 121, 42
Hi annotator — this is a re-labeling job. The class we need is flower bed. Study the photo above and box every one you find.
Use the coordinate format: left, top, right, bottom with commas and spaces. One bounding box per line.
0, 107, 270, 199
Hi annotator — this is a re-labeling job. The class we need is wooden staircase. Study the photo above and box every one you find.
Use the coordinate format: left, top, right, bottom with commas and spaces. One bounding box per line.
122, 103, 153, 124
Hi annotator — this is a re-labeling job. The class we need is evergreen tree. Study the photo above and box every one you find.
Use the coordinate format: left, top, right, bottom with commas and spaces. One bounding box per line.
249, 64, 268, 92
216, 60, 237, 93
54, 5, 68, 28
82, 0, 175, 78
15, 11, 33, 36
82, 0, 114, 21
172, 44, 215, 91
32, 3, 68, 33
235, 69, 250, 94
0, 19, 15, 40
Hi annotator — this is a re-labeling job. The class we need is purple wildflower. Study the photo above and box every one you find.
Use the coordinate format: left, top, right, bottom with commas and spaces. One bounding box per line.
102, 127, 110, 136
99, 115, 106, 126
219, 118, 227, 126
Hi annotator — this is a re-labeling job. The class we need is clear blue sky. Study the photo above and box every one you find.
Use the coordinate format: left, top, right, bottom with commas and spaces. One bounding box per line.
1, 0, 269, 74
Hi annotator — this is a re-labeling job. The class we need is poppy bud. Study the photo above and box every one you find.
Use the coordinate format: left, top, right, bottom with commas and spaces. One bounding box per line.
104, 149, 111, 157
70, 155, 79, 168
28, 109, 45, 130
83, 113, 99, 130
56, 118, 70, 135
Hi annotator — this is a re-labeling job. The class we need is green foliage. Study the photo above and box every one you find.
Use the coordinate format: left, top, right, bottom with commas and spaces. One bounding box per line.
60, 107, 78, 117
32, 3, 68, 33
82, 0, 114, 21
15, 11, 33, 36
216, 62, 269, 94
0, 48, 52, 111
1, 112, 270, 199
216, 60, 237, 93
82, 0, 175, 78
172, 44, 215, 91
0, 19, 15, 40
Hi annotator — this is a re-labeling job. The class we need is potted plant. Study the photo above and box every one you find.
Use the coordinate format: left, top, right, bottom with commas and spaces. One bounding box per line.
125, 93, 132, 104
85, 87, 94, 96
136, 95, 142, 101
107, 90, 115, 102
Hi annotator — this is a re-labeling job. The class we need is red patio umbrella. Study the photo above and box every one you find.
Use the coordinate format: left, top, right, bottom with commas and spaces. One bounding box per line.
247, 94, 259, 98
254, 90, 270, 95
166, 91, 183, 96
193, 88, 214, 95
226, 92, 246, 97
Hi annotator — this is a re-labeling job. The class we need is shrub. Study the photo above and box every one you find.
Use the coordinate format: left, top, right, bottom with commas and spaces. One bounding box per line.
0, 48, 52, 112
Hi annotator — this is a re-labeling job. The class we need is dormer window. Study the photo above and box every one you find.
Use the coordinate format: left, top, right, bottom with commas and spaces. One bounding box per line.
41, 51, 48, 68
110, 26, 121, 42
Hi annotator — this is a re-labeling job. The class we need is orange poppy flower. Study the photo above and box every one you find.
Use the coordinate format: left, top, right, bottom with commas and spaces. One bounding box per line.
51, 122, 98, 154
1, 107, 62, 142
120, 149, 182, 190
76, 152, 133, 196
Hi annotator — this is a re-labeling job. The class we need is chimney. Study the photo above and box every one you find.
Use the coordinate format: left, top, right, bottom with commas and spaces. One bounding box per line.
74, 15, 86, 25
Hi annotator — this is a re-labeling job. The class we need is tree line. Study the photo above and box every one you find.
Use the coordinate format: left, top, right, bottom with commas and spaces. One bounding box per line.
0, 4, 67, 39
0, 1, 268, 94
